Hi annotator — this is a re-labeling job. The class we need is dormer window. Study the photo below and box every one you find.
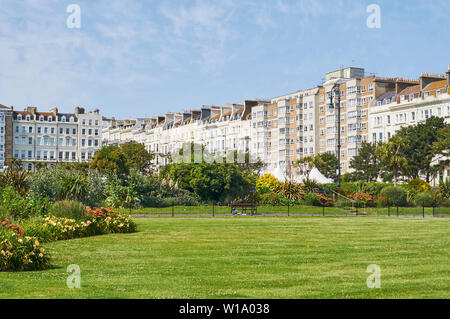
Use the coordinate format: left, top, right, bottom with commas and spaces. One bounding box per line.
70, 117, 74, 122
39, 115, 44, 121
17, 114, 22, 121
26, 115, 30, 121
48, 116, 53, 122
61, 116, 66, 123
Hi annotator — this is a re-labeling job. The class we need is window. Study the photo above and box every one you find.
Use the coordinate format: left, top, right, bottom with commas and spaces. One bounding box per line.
17, 114, 22, 121
61, 116, 66, 123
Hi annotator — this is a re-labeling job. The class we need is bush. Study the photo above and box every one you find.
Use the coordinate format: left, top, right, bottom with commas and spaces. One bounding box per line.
0, 187, 49, 220
438, 179, 450, 200
414, 192, 434, 207
22, 208, 137, 243
380, 186, 407, 206
50, 201, 86, 219
303, 193, 322, 206
258, 193, 296, 206
0, 228, 50, 272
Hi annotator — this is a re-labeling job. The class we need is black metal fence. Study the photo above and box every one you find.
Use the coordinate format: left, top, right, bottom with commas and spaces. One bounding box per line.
127, 202, 450, 218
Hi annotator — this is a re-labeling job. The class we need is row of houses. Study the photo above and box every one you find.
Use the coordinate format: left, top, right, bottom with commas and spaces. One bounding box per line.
102, 66, 450, 181
0, 106, 103, 172
1, 66, 449, 181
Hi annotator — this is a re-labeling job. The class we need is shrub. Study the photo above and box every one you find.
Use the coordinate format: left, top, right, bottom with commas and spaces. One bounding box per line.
303, 193, 322, 206
408, 179, 431, 193
50, 201, 87, 219
0, 187, 49, 220
414, 192, 434, 207
23, 208, 137, 243
380, 186, 407, 206
438, 179, 450, 200
256, 174, 281, 194
0, 228, 50, 272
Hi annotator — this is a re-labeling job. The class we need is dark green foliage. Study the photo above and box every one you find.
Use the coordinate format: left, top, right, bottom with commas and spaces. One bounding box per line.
161, 162, 255, 203
350, 142, 381, 182
380, 186, 407, 206
396, 117, 447, 181
314, 152, 338, 181
414, 192, 434, 207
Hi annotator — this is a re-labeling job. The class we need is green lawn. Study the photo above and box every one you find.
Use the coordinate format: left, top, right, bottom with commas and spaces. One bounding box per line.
1, 217, 449, 299
118, 205, 450, 217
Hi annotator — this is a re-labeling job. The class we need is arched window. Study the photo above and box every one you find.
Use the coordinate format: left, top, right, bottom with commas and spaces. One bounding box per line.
26, 115, 30, 121
70, 117, 74, 122
17, 114, 22, 121
48, 116, 52, 122
39, 115, 44, 121
61, 116, 66, 123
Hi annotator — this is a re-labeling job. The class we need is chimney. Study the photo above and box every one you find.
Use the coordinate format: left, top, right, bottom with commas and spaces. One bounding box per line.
26, 106, 37, 114
75, 107, 85, 115
446, 65, 450, 89
419, 72, 446, 91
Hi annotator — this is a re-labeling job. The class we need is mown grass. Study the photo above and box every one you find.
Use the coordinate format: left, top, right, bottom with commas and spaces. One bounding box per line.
118, 205, 450, 217
0, 217, 449, 299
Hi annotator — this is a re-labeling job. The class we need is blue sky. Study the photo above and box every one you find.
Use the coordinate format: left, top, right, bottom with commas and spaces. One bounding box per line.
0, 0, 448, 119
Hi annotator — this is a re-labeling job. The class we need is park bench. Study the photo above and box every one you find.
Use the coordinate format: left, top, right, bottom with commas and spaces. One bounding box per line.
229, 202, 258, 216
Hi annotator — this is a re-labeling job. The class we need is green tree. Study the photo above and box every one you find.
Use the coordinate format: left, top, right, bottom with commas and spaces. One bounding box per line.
396, 117, 447, 181
90, 145, 128, 175
349, 142, 381, 182
376, 136, 408, 186
161, 162, 254, 203
314, 152, 338, 182
433, 125, 450, 162
120, 141, 154, 173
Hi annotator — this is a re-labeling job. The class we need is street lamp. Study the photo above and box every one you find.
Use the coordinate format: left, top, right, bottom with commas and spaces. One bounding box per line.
328, 83, 341, 188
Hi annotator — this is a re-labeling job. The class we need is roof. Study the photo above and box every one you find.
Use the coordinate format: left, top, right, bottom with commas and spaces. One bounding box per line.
223, 111, 232, 117
423, 80, 447, 92
398, 85, 420, 96
377, 91, 395, 104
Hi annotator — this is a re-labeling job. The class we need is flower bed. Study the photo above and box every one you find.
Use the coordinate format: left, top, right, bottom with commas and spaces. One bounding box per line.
0, 228, 50, 272
23, 208, 137, 243
1, 207, 136, 272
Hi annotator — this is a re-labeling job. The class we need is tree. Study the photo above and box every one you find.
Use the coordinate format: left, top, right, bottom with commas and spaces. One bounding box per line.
433, 125, 450, 158
295, 156, 315, 181
160, 162, 254, 203
90, 146, 128, 175
376, 136, 408, 186
120, 141, 154, 173
349, 142, 381, 182
314, 153, 338, 182
396, 117, 447, 181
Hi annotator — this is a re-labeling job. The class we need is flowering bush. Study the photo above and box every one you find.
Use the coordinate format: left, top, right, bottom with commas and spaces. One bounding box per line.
314, 193, 333, 207
22, 207, 137, 243
348, 192, 373, 202
0, 228, 50, 271
1, 219, 25, 236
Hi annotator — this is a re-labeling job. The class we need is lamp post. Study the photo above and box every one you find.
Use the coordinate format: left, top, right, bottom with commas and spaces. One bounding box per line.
328, 83, 341, 188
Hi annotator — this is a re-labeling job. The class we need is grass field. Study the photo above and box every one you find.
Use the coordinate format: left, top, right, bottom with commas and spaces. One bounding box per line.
118, 205, 450, 217
0, 217, 449, 299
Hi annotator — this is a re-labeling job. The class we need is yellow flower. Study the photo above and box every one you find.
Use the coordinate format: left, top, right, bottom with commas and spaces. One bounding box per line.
35, 240, 40, 246
18, 238, 23, 243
